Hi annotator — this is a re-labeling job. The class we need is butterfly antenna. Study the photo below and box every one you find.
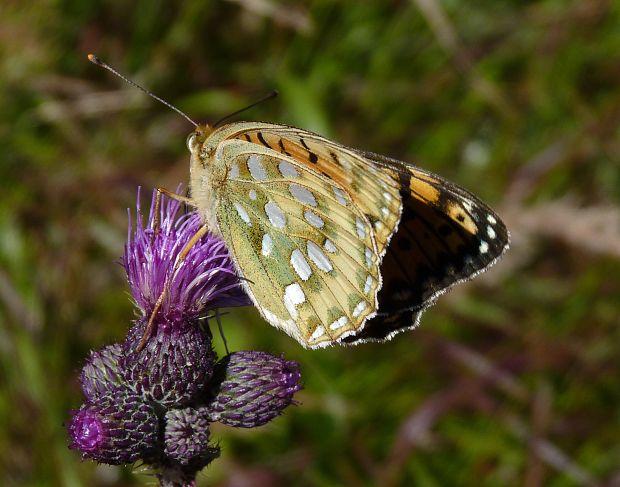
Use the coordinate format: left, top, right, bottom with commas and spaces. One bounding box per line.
87, 53, 198, 128
213, 90, 279, 128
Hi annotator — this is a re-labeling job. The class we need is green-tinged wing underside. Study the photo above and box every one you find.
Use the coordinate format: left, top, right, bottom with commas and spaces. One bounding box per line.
229, 124, 509, 344
214, 140, 382, 348
232, 124, 403, 256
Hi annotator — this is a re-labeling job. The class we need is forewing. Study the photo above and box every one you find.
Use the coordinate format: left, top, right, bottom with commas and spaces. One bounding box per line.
231, 125, 402, 256
344, 154, 509, 344
214, 139, 382, 348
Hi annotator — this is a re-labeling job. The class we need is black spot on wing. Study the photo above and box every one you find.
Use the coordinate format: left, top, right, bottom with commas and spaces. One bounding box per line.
299, 137, 318, 163
256, 132, 271, 149
278, 138, 291, 156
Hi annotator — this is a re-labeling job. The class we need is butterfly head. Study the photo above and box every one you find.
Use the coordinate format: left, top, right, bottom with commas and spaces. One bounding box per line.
186, 124, 215, 155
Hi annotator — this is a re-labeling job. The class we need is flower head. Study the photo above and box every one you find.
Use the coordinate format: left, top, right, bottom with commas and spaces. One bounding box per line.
67, 387, 159, 465
123, 188, 250, 327
206, 351, 302, 428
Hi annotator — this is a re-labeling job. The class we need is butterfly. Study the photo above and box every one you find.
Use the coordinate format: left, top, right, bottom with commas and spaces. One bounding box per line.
87, 55, 509, 349
183, 122, 509, 348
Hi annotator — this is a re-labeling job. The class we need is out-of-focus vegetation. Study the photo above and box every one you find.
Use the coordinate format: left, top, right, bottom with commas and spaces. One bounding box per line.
1, 1, 619, 486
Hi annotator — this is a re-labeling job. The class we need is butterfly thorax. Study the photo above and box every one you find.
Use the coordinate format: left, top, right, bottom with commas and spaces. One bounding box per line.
188, 124, 229, 235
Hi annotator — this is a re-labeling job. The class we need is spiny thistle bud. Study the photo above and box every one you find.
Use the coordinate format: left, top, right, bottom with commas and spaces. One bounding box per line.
121, 318, 216, 407
80, 344, 124, 401
164, 407, 219, 467
67, 388, 159, 465
206, 351, 302, 428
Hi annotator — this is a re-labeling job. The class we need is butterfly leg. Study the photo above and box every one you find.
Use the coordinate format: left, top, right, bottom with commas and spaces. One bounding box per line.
151, 187, 196, 240
137, 222, 209, 351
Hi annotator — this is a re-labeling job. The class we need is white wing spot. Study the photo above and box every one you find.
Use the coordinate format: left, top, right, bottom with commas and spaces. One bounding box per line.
330, 316, 348, 331
324, 239, 337, 254
229, 162, 240, 179
479, 240, 489, 254
261, 234, 273, 256
365, 247, 373, 267
307, 241, 333, 272
364, 275, 374, 294
284, 283, 305, 320
381, 207, 389, 218
310, 326, 325, 341
278, 160, 299, 178
234, 202, 251, 225
265, 201, 286, 229
249, 189, 257, 200
352, 301, 368, 318
487, 215, 497, 225
289, 184, 317, 207
375, 221, 385, 232
487, 225, 496, 239
291, 249, 312, 281
356, 217, 366, 239
383, 191, 392, 202
304, 209, 324, 229
248, 154, 268, 180
333, 186, 348, 205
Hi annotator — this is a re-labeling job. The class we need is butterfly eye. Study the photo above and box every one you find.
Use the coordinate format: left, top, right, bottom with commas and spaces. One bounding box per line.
186, 132, 198, 152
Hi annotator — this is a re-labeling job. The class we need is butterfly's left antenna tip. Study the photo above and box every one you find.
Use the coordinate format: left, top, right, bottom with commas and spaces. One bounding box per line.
87, 53, 100, 64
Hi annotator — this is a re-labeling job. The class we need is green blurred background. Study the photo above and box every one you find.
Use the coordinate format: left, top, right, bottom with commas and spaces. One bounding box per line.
1, 1, 619, 486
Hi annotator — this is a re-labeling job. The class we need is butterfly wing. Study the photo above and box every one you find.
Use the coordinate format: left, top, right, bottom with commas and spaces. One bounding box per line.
200, 122, 508, 347
230, 124, 403, 257
343, 152, 510, 344
209, 138, 383, 348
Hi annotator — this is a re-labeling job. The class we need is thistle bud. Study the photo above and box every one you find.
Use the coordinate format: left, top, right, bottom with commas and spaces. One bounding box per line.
164, 407, 219, 468
206, 351, 302, 428
67, 388, 158, 465
80, 344, 124, 401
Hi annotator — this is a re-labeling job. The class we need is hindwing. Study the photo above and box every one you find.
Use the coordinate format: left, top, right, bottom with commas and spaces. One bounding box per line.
197, 122, 509, 347
212, 138, 383, 348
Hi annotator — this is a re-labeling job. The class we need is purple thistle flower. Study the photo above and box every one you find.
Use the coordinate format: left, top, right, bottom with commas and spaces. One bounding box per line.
123, 188, 250, 327
67, 387, 159, 465
68, 188, 302, 485
206, 351, 302, 428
